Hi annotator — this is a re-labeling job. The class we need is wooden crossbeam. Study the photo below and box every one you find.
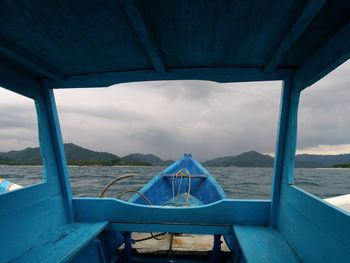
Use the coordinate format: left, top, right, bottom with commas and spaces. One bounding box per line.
107, 222, 231, 235
264, 0, 326, 73
0, 66, 41, 99
119, 0, 166, 73
0, 36, 65, 80
73, 198, 271, 227
51, 67, 291, 88
295, 21, 350, 90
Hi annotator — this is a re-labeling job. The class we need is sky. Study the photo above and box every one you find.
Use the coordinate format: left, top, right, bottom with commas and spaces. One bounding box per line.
0, 60, 350, 161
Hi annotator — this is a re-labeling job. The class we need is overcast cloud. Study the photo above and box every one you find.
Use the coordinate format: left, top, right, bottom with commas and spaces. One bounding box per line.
0, 60, 350, 161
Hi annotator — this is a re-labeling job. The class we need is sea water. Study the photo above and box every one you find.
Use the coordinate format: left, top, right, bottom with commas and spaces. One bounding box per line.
1, 165, 349, 199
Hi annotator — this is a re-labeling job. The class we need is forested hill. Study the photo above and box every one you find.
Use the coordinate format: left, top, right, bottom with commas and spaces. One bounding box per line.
203, 151, 350, 168
121, 153, 174, 166
203, 151, 274, 167
0, 143, 169, 166
1, 144, 350, 168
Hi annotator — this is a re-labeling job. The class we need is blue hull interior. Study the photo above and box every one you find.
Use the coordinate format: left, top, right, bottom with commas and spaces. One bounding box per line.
129, 154, 226, 206
117, 154, 235, 259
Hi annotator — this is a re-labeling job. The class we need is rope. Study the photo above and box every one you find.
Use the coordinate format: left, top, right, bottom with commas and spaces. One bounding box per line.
117, 187, 168, 243
186, 172, 191, 204
133, 232, 168, 243
98, 169, 193, 250
167, 168, 192, 207
99, 174, 134, 198
168, 233, 174, 257
117, 189, 152, 205
176, 170, 183, 198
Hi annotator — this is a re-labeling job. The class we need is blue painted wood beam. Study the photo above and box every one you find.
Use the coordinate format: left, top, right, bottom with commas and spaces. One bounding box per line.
51, 67, 291, 88
279, 184, 350, 261
40, 80, 74, 222
0, 68, 40, 98
296, 21, 350, 89
119, 0, 166, 73
270, 75, 301, 228
73, 198, 271, 226
264, 0, 326, 73
0, 36, 65, 81
106, 222, 232, 235
283, 185, 350, 247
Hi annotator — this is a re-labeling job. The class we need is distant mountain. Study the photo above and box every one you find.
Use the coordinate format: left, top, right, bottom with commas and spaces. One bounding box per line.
0, 147, 43, 165
203, 151, 274, 167
0, 143, 148, 166
2, 143, 350, 168
121, 153, 174, 166
295, 153, 350, 168
332, 163, 350, 168
203, 151, 350, 168
64, 143, 119, 164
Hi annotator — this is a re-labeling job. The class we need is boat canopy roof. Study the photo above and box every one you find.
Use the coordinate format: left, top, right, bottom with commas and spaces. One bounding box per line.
0, 1, 349, 91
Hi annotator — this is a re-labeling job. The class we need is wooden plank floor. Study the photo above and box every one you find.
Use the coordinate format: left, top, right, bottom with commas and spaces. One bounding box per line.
119, 233, 230, 255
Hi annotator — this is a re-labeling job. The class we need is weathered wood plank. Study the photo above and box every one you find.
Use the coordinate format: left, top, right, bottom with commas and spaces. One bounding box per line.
119, 0, 166, 73
51, 67, 291, 88
0, 194, 67, 263
11, 222, 108, 263
278, 185, 350, 263
0, 36, 65, 80
39, 81, 74, 221
296, 21, 350, 89
264, 0, 326, 73
0, 67, 41, 98
107, 222, 231, 235
123, 233, 230, 254
73, 198, 271, 227
234, 225, 301, 263
270, 76, 301, 227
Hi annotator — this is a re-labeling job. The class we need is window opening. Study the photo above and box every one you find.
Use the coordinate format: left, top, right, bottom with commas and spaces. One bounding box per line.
54, 80, 281, 199
0, 87, 43, 194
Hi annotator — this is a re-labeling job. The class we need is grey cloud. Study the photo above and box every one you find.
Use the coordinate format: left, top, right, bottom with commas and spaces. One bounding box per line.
125, 127, 176, 146
52, 81, 284, 160
296, 61, 350, 150
121, 80, 230, 103
58, 105, 148, 123
1, 60, 350, 159
0, 97, 38, 151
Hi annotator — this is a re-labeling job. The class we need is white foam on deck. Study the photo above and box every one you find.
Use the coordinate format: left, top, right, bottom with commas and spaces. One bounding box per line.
324, 194, 350, 213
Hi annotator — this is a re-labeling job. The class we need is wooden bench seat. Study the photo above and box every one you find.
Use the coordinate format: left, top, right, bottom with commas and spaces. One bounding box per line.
234, 225, 301, 263
11, 221, 108, 263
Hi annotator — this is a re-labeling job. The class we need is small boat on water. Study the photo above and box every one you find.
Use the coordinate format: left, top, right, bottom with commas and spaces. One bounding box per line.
129, 153, 226, 207
120, 153, 233, 260
0, 178, 22, 194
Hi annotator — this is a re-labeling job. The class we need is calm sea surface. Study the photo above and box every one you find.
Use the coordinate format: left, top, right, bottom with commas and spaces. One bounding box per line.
1, 166, 349, 199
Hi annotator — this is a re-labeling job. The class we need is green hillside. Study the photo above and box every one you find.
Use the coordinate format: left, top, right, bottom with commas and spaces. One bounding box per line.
2, 143, 350, 168
203, 151, 350, 168
203, 151, 274, 167
122, 153, 174, 166
0, 143, 150, 166
332, 163, 350, 168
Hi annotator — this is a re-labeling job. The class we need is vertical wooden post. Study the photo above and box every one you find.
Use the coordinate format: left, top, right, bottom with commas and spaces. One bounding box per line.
210, 234, 222, 263
38, 79, 73, 222
270, 75, 302, 228
123, 232, 132, 263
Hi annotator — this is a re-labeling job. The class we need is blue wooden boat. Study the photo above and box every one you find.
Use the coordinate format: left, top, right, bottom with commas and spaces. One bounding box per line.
110, 153, 234, 260
0, 1, 349, 263
129, 153, 226, 207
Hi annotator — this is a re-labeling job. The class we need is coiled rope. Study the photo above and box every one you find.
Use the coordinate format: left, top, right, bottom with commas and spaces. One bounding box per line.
99, 168, 193, 249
